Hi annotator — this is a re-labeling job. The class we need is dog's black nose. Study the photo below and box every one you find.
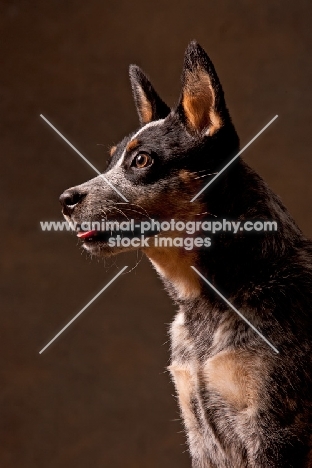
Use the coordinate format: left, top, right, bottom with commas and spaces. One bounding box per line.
59, 189, 86, 213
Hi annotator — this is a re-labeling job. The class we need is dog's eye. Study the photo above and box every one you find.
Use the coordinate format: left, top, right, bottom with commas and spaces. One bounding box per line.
132, 153, 153, 169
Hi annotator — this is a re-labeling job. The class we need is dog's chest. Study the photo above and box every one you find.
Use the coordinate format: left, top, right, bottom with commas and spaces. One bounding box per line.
168, 310, 260, 467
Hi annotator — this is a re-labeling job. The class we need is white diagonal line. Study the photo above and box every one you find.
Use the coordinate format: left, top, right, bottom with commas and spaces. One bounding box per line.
39, 266, 128, 354
40, 114, 129, 202
190, 115, 278, 202
191, 266, 279, 354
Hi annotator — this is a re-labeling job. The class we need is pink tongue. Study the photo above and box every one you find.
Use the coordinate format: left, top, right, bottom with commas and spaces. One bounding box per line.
77, 230, 97, 239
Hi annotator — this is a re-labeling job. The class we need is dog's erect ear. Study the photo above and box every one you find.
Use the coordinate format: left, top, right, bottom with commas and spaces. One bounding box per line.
178, 41, 227, 136
129, 65, 171, 126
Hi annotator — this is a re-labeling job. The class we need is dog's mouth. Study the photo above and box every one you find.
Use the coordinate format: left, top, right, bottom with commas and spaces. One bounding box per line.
77, 229, 115, 245
77, 230, 96, 239
76, 225, 148, 248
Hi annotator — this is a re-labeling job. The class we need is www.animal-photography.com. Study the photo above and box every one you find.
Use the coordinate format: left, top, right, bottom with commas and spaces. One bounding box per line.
2, 2, 312, 467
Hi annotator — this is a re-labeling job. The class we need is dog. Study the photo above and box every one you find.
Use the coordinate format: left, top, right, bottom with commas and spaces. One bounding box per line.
59, 41, 312, 467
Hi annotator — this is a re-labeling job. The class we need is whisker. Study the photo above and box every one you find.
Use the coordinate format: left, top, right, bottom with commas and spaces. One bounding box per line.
194, 172, 218, 179
126, 250, 144, 273
107, 206, 131, 223
115, 206, 151, 219
114, 202, 151, 220
195, 211, 217, 217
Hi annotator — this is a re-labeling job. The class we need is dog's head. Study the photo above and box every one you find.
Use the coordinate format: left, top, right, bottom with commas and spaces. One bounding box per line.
59, 41, 239, 257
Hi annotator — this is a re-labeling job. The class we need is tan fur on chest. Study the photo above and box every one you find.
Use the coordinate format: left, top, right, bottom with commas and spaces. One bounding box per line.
170, 350, 261, 423
170, 314, 262, 416
203, 350, 262, 412
168, 362, 200, 432
168, 307, 269, 465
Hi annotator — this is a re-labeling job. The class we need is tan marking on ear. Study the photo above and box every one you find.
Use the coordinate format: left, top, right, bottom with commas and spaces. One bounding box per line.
145, 246, 201, 299
183, 69, 222, 135
109, 146, 117, 157
126, 138, 140, 152
203, 350, 262, 412
208, 110, 222, 136
137, 87, 153, 124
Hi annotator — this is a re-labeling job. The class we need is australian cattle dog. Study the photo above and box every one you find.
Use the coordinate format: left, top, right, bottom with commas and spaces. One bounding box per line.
59, 42, 312, 467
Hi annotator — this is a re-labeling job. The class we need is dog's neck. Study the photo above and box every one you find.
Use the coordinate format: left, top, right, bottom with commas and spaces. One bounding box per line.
144, 246, 201, 300
144, 160, 303, 303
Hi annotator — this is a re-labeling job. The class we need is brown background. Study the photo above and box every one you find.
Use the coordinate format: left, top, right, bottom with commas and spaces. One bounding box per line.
1, 1, 312, 467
